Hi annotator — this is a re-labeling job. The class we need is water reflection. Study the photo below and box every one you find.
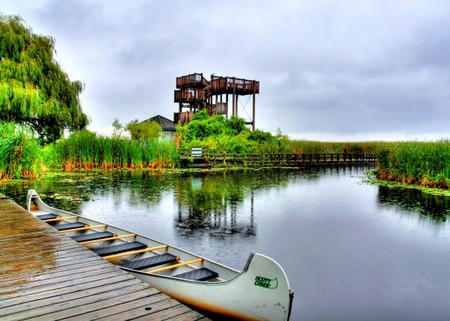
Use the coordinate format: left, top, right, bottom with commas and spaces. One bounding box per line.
2, 169, 449, 234
175, 173, 254, 236
377, 185, 450, 222
173, 170, 310, 237
2, 168, 450, 321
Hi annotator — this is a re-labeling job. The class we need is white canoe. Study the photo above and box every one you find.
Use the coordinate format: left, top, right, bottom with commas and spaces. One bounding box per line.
27, 189, 294, 321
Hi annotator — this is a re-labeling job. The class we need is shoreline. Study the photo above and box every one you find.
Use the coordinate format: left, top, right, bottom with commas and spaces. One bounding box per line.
364, 171, 450, 197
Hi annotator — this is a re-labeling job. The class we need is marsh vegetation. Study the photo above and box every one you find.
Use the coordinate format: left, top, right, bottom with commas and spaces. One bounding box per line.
1, 120, 449, 193
1, 15, 448, 190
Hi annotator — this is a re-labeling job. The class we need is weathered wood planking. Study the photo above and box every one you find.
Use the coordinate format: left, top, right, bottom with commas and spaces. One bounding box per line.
0, 194, 209, 321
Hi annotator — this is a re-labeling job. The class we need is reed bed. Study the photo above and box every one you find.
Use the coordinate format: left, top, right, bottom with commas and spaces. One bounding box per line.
375, 140, 450, 189
0, 122, 42, 179
54, 130, 180, 170
286, 140, 384, 154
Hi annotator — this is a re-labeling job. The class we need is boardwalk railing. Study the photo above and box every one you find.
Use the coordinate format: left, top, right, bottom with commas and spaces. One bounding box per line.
201, 153, 376, 167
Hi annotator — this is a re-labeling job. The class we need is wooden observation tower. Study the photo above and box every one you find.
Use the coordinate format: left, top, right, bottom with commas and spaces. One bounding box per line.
174, 73, 259, 130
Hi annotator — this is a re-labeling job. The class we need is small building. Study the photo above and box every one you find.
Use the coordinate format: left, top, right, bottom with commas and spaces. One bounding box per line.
141, 115, 177, 140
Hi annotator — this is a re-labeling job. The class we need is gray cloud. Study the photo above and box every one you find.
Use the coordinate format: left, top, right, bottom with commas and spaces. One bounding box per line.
2, 0, 450, 140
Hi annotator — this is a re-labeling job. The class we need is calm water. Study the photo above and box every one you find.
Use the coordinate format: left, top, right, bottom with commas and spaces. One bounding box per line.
2, 167, 450, 321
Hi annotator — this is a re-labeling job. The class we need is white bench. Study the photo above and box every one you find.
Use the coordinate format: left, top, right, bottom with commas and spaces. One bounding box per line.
191, 148, 202, 157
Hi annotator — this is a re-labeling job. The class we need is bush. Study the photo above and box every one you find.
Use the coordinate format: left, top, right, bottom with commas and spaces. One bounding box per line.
177, 110, 255, 153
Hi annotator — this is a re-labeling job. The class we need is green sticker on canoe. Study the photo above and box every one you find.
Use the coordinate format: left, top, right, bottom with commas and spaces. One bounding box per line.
254, 276, 279, 289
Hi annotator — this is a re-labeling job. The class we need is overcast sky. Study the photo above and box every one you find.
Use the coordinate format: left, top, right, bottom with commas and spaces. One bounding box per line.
2, 0, 450, 141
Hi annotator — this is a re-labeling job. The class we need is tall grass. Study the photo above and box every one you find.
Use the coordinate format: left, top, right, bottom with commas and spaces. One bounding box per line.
53, 130, 180, 170
285, 140, 385, 154
0, 122, 42, 179
375, 140, 450, 188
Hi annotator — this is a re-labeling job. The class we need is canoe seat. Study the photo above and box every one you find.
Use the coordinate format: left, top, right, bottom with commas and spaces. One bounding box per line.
120, 253, 178, 270
37, 213, 59, 220
54, 222, 87, 231
92, 241, 147, 257
71, 231, 115, 243
173, 268, 219, 281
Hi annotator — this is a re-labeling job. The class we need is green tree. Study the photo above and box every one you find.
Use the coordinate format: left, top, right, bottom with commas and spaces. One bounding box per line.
112, 118, 124, 138
191, 109, 209, 121
126, 119, 162, 140
248, 129, 274, 142
178, 109, 250, 142
0, 14, 88, 143
176, 109, 258, 152
227, 116, 248, 135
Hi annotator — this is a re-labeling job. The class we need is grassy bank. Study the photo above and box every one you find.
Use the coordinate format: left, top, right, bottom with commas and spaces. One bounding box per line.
53, 130, 180, 170
0, 124, 180, 179
375, 140, 450, 189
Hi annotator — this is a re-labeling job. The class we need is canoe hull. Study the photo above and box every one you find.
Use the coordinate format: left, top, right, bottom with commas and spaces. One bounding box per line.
124, 253, 293, 321
27, 189, 294, 321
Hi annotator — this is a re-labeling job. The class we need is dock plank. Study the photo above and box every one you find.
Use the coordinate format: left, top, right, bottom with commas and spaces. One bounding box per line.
0, 194, 209, 321
0, 264, 126, 300
0, 255, 110, 285
0, 252, 101, 281
61, 294, 168, 320
150, 304, 199, 320
1, 275, 140, 316
61, 292, 170, 320
82, 295, 195, 321
25, 288, 163, 320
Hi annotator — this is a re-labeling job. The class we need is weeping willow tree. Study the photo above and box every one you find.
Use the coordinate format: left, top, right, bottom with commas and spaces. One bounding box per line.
0, 14, 88, 143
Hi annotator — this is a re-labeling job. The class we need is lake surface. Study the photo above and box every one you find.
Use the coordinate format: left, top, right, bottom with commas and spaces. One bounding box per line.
2, 167, 450, 321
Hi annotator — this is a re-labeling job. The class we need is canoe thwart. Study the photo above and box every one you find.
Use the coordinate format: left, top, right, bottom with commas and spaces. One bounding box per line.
60, 224, 107, 232
120, 253, 179, 270
147, 258, 203, 274
78, 233, 136, 245
43, 215, 79, 222
102, 244, 168, 260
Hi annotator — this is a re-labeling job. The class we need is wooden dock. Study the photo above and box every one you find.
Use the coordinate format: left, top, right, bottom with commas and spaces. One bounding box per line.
0, 194, 209, 321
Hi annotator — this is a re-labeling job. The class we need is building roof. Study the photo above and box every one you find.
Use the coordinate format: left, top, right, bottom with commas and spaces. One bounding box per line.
141, 115, 176, 131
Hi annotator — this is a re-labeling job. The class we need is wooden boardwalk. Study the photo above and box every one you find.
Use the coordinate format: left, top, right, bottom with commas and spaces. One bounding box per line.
0, 194, 209, 321
183, 152, 376, 168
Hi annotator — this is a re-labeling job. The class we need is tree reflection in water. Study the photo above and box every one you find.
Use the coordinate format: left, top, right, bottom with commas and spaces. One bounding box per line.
174, 170, 301, 237
175, 173, 256, 237
377, 185, 450, 222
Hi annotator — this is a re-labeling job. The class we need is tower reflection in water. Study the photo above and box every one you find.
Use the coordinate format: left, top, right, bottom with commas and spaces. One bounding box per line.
175, 175, 256, 237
